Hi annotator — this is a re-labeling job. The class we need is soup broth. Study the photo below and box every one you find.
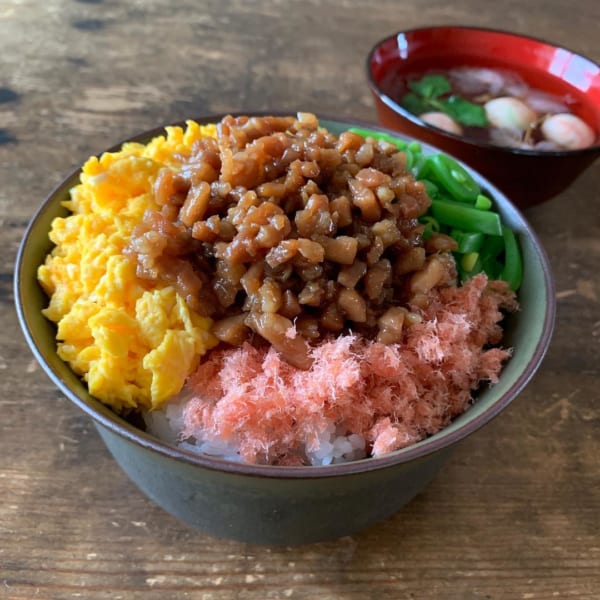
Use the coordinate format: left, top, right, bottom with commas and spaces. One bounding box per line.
380, 63, 598, 151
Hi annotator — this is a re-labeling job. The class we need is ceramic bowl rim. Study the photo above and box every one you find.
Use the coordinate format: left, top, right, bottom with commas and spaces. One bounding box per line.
366, 24, 600, 157
15, 112, 556, 480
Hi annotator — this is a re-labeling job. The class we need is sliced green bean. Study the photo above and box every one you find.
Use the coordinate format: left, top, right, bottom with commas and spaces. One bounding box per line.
500, 226, 523, 291
479, 233, 505, 259
411, 153, 428, 178
461, 252, 480, 273
430, 199, 503, 236
478, 233, 506, 282
450, 229, 485, 254
481, 255, 503, 281
458, 254, 484, 281
475, 194, 493, 210
407, 140, 422, 154
421, 179, 439, 198
426, 154, 480, 203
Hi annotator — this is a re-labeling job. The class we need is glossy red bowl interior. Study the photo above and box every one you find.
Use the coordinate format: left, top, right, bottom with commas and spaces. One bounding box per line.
367, 26, 600, 208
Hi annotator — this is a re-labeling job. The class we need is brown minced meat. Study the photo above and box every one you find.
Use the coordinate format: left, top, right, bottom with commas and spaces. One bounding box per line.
126, 113, 458, 369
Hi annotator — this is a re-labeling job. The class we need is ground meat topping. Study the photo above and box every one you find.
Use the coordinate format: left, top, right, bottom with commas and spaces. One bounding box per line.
126, 113, 456, 367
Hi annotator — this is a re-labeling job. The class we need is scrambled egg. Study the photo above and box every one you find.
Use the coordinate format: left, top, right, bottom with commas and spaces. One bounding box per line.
38, 122, 219, 412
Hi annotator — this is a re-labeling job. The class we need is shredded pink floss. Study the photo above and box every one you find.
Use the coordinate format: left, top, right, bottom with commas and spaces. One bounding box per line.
181, 274, 516, 464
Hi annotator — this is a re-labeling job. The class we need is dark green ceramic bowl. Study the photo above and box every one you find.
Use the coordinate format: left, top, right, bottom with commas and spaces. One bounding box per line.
15, 115, 555, 544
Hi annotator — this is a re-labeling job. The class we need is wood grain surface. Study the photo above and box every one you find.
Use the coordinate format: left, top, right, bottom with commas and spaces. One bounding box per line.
1, 1, 599, 598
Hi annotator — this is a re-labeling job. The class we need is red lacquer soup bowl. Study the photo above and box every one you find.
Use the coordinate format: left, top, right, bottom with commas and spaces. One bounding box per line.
367, 26, 600, 208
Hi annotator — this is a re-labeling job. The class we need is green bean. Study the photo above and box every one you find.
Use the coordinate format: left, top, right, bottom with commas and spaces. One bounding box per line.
475, 194, 493, 210
450, 230, 485, 254
461, 252, 482, 274
481, 255, 503, 281
407, 141, 422, 154
479, 233, 505, 259
479, 234, 505, 281
500, 226, 523, 291
425, 154, 480, 203
421, 179, 439, 198
411, 153, 428, 178
430, 199, 503, 236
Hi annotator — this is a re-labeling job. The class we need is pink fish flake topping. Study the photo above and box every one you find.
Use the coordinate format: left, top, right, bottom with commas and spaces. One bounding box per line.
182, 274, 516, 464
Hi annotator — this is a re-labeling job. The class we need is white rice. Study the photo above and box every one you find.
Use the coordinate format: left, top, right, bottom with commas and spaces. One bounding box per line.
143, 389, 367, 466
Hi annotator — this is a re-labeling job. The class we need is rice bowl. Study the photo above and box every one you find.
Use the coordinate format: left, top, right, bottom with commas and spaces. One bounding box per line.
15, 114, 555, 543
37, 114, 518, 466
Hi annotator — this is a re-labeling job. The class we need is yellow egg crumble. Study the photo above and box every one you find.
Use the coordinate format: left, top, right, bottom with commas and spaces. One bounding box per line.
38, 121, 219, 412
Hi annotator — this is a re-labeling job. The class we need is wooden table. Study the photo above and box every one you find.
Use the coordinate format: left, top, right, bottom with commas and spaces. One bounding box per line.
2, 1, 599, 598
